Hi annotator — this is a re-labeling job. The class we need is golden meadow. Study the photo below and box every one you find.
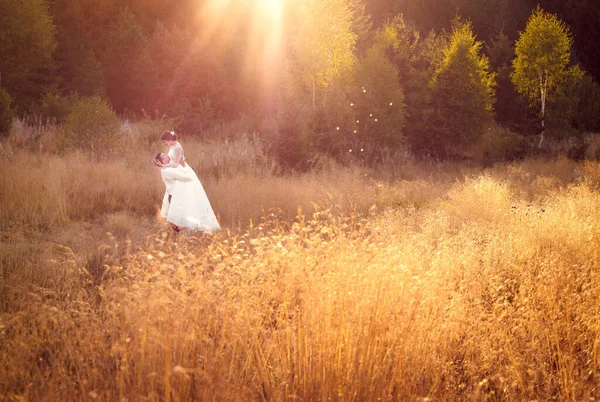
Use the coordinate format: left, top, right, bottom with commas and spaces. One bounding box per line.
2, 122, 600, 401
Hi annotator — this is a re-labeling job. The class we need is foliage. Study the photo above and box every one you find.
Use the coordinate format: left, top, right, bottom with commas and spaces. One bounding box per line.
144, 22, 193, 114
376, 16, 445, 156
572, 73, 600, 133
168, 97, 215, 136
63, 96, 121, 159
472, 125, 527, 163
485, 32, 536, 133
143, 24, 237, 133
102, 8, 153, 113
51, 0, 106, 97
545, 65, 585, 134
273, 86, 339, 171
287, 0, 357, 110
0, 0, 57, 112
270, 129, 313, 172
272, 79, 313, 171
539, 0, 600, 92
68, 48, 105, 98
31, 92, 79, 124
485, 31, 513, 72
511, 7, 573, 135
429, 20, 495, 157
279, 0, 358, 164
0, 89, 14, 137
348, 0, 373, 54
353, 47, 406, 151
4, 0, 600, 155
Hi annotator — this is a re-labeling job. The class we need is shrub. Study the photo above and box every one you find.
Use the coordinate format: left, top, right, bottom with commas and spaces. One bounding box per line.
471, 126, 527, 164
128, 113, 178, 151
63, 96, 121, 159
34, 92, 78, 124
168, 96, 214, 136
0, 88, 14, 137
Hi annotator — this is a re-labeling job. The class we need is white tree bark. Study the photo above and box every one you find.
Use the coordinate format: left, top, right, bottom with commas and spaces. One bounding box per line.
539, 72, 547, 148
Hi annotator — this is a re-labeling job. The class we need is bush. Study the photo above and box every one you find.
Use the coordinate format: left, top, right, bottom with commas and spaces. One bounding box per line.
168, 96, 214, 136
33, 92, 78, 124
471, 126, 526, 164
0, 88, 13, 137
63, 96, 121, 159
129, 114, 179, 150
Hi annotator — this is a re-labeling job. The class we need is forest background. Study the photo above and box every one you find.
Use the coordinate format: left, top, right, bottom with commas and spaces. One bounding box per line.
2, 0, 600, 164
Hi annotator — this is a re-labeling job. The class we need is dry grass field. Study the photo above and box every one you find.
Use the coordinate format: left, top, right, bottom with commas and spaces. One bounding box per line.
1, 125, 600, 400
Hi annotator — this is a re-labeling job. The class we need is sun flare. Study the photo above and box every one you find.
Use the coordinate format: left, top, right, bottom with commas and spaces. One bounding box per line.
197, 0, 286, 108
257, 0, 283, 17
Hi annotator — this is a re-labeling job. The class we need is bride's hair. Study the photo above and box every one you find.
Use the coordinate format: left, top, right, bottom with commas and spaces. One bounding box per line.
160, 130, 178, 141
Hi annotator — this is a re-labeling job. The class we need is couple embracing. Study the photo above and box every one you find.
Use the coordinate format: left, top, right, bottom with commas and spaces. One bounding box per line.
154, 130, 221, 234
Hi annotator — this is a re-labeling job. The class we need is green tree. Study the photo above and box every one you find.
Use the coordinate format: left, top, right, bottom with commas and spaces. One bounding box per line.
572, 73, 600, 132
144, 22, 192, 114
162, 43, 226, 134
538, 0, 600, 89
0, 0, 57, 112
63, 96, 121, 161
353, 47, 406, 152
348, 0, 373, 54
278, 0, 358, 162
32, 92, 79, 124
287, 0, 357, 111
545, 65, 584, 134
511, 7, 573, 146
102, 8, 152, 113
429, 20, 495, 157
375, 15, 445, 155
50, 0, 107, 97
486, 32, 537, 133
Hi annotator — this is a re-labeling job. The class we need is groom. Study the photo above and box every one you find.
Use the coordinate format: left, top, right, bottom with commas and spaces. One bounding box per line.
155, 152, 194, 233
155, 152, 193, 203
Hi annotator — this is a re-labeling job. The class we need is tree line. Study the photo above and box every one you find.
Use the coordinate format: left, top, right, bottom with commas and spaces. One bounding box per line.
1, 0, 600, 163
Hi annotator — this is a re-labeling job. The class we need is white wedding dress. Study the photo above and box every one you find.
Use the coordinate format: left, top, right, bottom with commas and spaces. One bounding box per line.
160, 142, 221, 232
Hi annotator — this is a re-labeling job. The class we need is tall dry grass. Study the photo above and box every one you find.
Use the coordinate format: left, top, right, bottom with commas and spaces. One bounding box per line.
2, 122, 600, 400
2, 168, 600, 400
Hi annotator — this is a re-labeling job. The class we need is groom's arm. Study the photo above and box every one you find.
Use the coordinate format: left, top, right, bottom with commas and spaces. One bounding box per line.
161, 166, 193, 182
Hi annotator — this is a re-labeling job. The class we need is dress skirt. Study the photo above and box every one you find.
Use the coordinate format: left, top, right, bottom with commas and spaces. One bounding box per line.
160, 165, 221, 232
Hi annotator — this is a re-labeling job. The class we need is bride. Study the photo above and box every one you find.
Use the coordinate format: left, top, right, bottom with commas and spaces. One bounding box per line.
154, 131, 221, 233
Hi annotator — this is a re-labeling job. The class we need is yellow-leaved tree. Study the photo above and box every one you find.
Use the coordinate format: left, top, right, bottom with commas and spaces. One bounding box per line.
511, 7, 574, 147
289, 0, 357, 110
276, 0, 358, 167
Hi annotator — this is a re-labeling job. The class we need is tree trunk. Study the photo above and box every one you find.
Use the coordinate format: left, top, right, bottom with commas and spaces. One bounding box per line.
539, 73, 547, 148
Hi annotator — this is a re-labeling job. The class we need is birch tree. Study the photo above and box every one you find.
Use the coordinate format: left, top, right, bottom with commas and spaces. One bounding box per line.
511, 7, 573, 147
287, 0, 357, 111
278, 0, 358, 160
